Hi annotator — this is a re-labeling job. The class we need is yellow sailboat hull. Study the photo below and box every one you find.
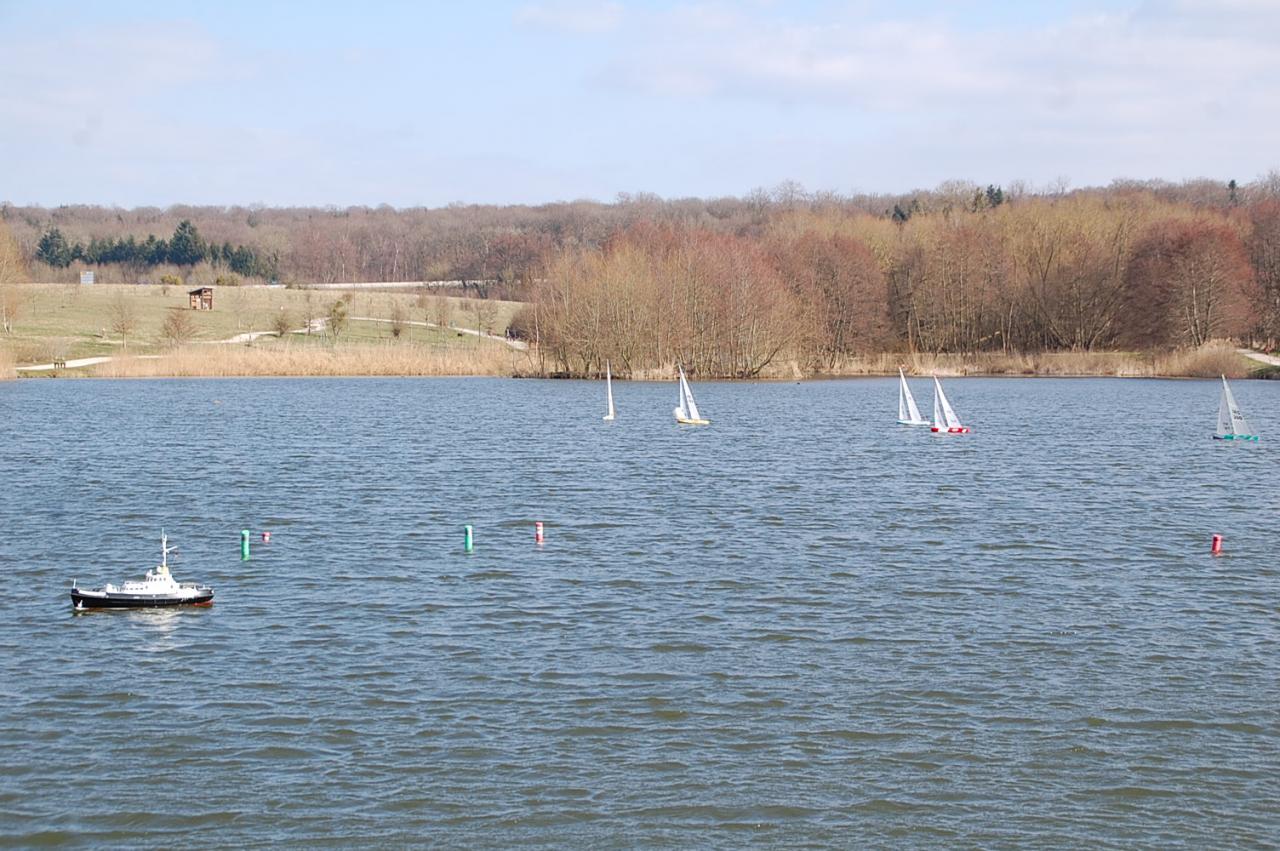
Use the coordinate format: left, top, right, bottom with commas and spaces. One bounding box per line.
676, 417, 710, 426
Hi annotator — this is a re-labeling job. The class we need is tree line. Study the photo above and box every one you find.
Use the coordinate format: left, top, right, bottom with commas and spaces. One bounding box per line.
35, 220, 274, 278
4, 174, 1280, 375
5, 174, 1277, 288
520, 192, 1280, 376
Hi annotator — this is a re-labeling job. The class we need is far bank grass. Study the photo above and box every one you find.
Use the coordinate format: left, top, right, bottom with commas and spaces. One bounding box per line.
0, 283, 523, 365
92, 339, 524, 378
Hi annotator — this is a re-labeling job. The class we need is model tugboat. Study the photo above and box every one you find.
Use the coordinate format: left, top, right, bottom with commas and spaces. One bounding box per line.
70, 532, 214, 610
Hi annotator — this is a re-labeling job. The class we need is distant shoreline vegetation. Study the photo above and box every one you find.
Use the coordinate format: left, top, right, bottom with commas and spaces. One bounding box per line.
1, 175, 1279, 379
75, 339, 1260, 381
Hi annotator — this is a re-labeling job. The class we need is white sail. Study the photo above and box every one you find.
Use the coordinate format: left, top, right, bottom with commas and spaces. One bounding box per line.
675, 365, 706, 423
933, 376, 963, 430
1219, 375, 1252, 437
1217, 378, 1232, 436
899, 368, 925, 424
675, 367, 691, 420
681, 369, 702, 421
603, 362, 616, 421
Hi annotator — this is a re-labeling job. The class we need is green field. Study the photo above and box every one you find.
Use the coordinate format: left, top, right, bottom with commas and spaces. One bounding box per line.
1, 284, 525, 367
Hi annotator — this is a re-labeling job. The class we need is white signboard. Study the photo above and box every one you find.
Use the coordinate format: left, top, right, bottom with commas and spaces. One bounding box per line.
79, 270, 94, 285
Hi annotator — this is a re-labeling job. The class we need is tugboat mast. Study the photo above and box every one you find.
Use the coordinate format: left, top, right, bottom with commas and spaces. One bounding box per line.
159, 530, 173, 576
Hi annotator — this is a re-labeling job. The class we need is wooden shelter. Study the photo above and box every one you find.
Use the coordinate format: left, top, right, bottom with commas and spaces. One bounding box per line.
188, 287, 214, 310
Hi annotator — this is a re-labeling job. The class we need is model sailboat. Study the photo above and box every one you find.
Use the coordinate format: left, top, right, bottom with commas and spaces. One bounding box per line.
897, 368, 930, 425
931, 376, 969, 434
1214, 375, 1258, 441
603, 361, 616, 421
674, 365, 709, 425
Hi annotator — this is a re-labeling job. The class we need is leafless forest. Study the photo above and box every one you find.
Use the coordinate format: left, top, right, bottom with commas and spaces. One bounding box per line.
4, 174, 1280, 377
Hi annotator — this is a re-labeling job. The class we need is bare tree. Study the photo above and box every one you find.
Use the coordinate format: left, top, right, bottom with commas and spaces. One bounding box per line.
327, 298, 349, 342
302, 291, 316, 334
272, 307, 294, 338
0, 285, 25, 334
431, 295, 452, 329
161, 308, 196, 346
390, 301, 408, 339
228, 287, 252, 335
476, 299, 498, 338
109, 292, 140, 351
0, 221, 26, 333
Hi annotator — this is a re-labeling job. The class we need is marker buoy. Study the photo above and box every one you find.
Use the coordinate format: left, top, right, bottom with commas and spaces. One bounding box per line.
463, 525, 474, 553
240, 529, 251, 561
535, 521, 544, 544
261, 530, 271, 543
1211, 534, 1222, 555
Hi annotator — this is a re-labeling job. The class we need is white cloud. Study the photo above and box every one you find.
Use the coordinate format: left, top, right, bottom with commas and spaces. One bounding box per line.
3, 2, 1277, 204
575, 1, 1280, 185
515, 1, 624, 33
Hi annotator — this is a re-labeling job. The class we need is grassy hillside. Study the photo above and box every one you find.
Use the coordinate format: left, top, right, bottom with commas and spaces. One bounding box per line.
0, 284, 524, 369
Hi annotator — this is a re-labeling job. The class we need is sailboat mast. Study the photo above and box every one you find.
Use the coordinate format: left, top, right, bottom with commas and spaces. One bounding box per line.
605, 361, 615, 419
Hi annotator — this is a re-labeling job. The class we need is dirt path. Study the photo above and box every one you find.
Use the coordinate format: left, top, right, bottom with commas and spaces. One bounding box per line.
16, 327, 304, 371
16, 316, 524, 371
1237, 348, 1280, 367
350, 315, 528, 350
16, 356, 116, 373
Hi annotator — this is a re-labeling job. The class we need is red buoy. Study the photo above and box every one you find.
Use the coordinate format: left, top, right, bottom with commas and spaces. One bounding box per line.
1211, 534, 1222, 555
262, 530, 271, 543
535, 521, 544, 544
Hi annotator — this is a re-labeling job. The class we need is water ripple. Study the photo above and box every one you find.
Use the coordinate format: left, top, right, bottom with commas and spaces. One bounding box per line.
0, 376, 1277, 847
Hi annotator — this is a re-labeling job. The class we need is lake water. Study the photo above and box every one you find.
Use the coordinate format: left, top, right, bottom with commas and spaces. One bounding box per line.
0, 376, 1276, 848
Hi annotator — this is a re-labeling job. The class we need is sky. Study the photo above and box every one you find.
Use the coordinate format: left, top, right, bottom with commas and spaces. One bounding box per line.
1, 0, 1277, 207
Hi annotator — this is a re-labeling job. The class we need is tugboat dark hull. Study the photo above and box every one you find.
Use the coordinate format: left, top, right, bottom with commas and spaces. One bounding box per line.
70, 589, 214, 609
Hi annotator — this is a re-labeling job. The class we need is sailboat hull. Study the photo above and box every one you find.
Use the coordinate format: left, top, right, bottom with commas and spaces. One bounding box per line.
931, 426, 970, 434
897, 418, 931, 426
1213, 434, 1258, 441
676, 417, 710, 426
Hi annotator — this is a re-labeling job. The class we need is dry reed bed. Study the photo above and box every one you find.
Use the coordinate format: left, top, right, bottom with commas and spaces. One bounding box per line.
814, 342, 1253, 380
0, 348, 14, 380
91, 342, 521, 378
56, 340, 1258, 381
626, 342, 1254, 380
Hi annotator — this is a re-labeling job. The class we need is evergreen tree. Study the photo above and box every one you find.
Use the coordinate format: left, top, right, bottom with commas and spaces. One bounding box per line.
229, 245, 257, 276
85, 237, 106, 265
168, 220, 205, 266
144, 234, 169, 266
36, 227, 73, 267
120, 236, 141, 266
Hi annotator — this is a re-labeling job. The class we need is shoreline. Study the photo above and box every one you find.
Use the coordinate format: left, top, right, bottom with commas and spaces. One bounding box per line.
13, 372, 1274, 382
12, 363, 1280, 383
4, 339, 1273, 382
